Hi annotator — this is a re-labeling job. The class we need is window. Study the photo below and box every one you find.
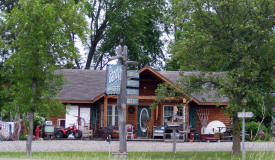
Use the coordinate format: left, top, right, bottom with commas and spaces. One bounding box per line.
107, 105, 118, 126
163, 105, 183, 126
101, 105, 104, 127
57, 119, 65, 128
101, 104, 118, 127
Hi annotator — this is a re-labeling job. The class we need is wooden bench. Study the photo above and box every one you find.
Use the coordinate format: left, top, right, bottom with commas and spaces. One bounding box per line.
200, 134, 220, 142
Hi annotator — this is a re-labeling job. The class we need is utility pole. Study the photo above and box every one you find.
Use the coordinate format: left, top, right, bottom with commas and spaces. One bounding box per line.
109, 45, 137, 154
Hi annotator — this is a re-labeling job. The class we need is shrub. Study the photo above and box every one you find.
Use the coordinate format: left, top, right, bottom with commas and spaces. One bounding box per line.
246, 121, 270, 141
19, 135, 27, 140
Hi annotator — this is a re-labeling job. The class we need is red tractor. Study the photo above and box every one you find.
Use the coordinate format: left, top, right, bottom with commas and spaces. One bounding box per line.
55, 125, 82, 139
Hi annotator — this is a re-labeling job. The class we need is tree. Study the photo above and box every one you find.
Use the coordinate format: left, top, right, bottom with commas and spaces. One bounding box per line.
0, 0, 18, 13
83, 0, 166, 70
2, 0, 87, 156
167, 0, 274, 154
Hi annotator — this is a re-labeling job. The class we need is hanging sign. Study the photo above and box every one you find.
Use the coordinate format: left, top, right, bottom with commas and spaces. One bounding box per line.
127, 70, 139, 79
105, 64, 122, 95
237, 112, 254, 118
126, 80, 139, 88
126, 88, 139, 96
126, 70, 139, 105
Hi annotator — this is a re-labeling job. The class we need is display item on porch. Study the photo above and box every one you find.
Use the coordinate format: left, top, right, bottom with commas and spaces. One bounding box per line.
197, 108, 209, 134
128, 106, 135, 114
146, 118, 153, 138
204, 120, 226, 134
126, 124, 134, 139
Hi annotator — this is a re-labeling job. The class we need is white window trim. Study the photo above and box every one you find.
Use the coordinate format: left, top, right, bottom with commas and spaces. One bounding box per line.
57, 119, 65, 128
112, 105, 116, 126
163, 105, 185, 125
101, 104, 118, 127
163, 105, 174, 125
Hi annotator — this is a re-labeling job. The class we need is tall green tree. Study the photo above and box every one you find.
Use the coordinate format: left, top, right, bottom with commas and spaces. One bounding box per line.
3, 0, 87, 156
83, 0, 166, 70
167, 0, 274, 154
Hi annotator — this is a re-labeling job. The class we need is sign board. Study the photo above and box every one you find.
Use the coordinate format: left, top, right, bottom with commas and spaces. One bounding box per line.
127, 70, 139, 79
238, 112, 254, 118
105, 64, 122, 94
126, 80, 139, 88
126, 88, 139, 96
126, 98, 139, 105
126, 70, 139, 104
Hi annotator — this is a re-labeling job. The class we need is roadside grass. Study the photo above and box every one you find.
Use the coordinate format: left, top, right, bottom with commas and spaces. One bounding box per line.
0, 151, 275, 160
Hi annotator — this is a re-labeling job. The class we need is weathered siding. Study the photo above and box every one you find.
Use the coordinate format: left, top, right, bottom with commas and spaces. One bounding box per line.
196, 105, 231, 133
126, 105, 138, 130
47, 115, 65, 127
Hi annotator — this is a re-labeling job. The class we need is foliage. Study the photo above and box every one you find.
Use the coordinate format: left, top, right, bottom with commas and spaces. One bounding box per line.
2, 0, 87, 115
151, 83, 191, 108
19, 135, 27, 140
82, 0, 167, 70
246, 121, 270, 141
1, 0, 87, 156
164, 0, 274, 154
0, 0, 18, 12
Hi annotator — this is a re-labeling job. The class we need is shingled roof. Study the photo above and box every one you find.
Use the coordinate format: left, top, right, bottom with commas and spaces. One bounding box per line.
56, 69, 106, 101
56, 67, 228, 103
159, 71, 229, 103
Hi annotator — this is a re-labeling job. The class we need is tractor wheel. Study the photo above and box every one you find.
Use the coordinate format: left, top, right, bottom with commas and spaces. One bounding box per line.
74, 130, 82, 139
55, 131, 64, 139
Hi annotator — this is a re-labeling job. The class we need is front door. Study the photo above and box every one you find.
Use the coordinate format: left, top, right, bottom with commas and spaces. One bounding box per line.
190, 106, 196, 128
137, 106, 151, 137
91, 105, 99, 129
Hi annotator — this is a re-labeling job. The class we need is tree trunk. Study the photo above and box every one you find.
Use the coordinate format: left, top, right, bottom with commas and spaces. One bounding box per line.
232, 112, 241, 155
17, 119, 21, 140
26, 111, 34, 156
15, 110, 21, 140
26, 78, 37, 156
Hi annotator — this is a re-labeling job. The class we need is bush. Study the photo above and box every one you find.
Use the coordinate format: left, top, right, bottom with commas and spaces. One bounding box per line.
246, 121, 270, 141
19, 135, 27, 140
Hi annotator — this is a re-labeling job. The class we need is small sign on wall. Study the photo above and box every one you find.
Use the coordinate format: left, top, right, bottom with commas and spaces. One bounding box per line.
126, 98, 139, 105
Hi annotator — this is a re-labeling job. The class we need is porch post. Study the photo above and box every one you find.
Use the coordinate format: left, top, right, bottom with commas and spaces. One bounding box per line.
104, 95, 108, 127
151, 107, 155, 126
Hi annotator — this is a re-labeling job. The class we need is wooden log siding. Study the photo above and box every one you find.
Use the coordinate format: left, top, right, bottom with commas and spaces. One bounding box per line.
126, 105, 138, 131
47, 115, 65, 127
196, 106, 232, 133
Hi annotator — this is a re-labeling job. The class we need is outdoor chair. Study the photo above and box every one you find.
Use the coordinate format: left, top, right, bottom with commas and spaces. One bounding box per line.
126, 124, 134, 140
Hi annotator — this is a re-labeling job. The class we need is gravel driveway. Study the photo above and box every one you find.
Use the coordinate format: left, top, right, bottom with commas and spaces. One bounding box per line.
0, 140, 275, 152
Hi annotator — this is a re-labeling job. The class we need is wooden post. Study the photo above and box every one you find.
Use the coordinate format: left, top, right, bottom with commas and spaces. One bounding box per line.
173, 128, 176, 154
104, 96, 108, 127
109, 45, 138, 154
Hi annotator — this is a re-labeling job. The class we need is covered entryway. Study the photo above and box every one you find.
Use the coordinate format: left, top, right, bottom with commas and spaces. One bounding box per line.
137, 106, 151, 137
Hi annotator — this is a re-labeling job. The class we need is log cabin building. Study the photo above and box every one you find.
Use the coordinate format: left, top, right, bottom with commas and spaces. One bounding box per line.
47, 66, 231, 138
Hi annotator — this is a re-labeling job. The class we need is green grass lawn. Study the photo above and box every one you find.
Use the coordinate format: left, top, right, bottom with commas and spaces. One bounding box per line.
0, 151, 274, 160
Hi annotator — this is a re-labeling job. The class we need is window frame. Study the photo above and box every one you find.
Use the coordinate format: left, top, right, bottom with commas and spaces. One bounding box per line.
57, 119, 65, 128
163, 105, 184, 125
